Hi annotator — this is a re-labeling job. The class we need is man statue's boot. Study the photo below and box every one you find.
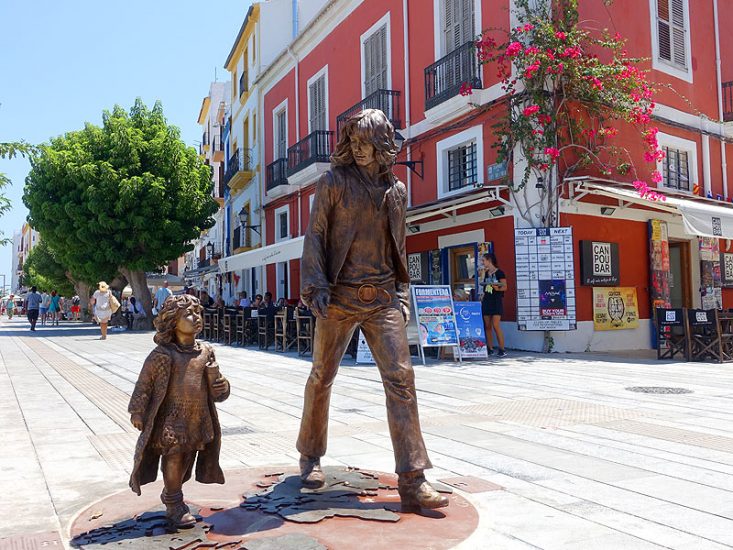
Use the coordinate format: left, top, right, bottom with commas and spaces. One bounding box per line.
397, 470, 449, 513
299, 455, 326, 489
161, 490, 196, 529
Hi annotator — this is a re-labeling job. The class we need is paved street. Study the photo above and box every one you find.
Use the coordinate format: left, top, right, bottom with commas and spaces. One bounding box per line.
2, 317, 733, 549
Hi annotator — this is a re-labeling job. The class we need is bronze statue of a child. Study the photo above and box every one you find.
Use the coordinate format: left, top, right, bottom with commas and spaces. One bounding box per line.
128, 295, 230, 528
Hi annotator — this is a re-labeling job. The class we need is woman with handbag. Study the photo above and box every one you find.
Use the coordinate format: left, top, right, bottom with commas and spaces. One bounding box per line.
90, 281, 120, 340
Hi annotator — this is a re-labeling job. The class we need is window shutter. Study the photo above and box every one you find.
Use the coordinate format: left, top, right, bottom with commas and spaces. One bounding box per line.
309, 76, 327, 132
277, 111, 287, 159
670, 0, 687, 68
657, 0, 672, 62
444, 0, 474, 54
364, 25, 388, 96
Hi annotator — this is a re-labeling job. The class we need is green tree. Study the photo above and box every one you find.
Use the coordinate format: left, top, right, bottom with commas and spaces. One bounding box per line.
24, 99, 217, 324
22, 240, 75, 296
0, 141, 35, 245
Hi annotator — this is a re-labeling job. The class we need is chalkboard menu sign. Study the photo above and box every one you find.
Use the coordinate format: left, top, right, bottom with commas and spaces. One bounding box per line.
580, 240, 620, 286
721, 252, 733, 287
430, 250, 442, 286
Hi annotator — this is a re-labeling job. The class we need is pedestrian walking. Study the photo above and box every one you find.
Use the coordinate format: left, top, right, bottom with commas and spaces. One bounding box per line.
5, 294, 15, 319
71, 295, 81, 321
90, 281, 120, 340
481, 253, 508, 357
153, 281, 173, 314
25, 287, 42, 331
48, 290, 62, 326
40, 291, 50, 326
127, 296, 146, 330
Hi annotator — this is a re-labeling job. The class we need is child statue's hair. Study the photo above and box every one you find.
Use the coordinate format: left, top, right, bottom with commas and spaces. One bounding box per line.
153, 295, 203, 345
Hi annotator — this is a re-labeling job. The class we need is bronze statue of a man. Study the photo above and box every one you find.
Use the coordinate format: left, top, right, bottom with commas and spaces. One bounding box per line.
297, 109, 448, 512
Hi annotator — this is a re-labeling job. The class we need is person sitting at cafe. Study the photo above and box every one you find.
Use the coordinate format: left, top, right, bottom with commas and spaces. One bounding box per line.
251, 294, 263, 308
239, 291, 252, 308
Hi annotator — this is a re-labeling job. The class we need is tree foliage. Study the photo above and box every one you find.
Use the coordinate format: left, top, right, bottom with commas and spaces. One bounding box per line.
0, 141, 35, 245
470, 0, 663, 226
22, 240, 75, 296
23, 99, 217, 317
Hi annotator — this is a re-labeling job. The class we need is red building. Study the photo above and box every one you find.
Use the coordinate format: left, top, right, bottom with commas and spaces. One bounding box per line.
251, 0, 733, 352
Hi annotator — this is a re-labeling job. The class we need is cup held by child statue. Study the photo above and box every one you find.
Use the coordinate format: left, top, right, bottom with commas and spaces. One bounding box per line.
128, 295, 230, 529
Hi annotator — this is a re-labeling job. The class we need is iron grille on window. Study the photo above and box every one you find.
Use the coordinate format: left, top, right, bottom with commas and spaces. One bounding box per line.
447, 142, 477, 191
279, 213, 288, 240
662, 146, 690, 191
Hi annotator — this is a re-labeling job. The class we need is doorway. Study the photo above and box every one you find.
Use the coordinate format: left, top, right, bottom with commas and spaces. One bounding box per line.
668, 241, 691, 308
448, 244, 477, 301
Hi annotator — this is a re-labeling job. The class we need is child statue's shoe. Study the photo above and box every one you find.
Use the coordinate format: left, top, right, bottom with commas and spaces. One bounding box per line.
397, 471, 449, 513
161, 490, 196, 529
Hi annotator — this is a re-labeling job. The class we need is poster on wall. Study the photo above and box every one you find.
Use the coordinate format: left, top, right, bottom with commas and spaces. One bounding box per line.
579, 241, 620, 286
700, 237, 723, 309
515, 227, 577, 331
355, 330, 375, 364
721, 251, 733, 287
593, 287, 640, 330
412, 286, 460, 351
454, 302, 489, 359
648, 220, 671, 310
429, 250, 442, 286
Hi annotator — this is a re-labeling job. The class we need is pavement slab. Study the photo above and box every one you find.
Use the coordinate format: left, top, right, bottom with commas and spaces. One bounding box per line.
3, 317, 733, 549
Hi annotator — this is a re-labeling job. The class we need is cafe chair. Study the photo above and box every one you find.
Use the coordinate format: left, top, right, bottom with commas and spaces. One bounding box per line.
222, 307, 237, 345
203, 308, 216, 340
656, 308, 688, 361
258, 310, 275, 350
296, 308, 314, 356
686, 309, 733, 363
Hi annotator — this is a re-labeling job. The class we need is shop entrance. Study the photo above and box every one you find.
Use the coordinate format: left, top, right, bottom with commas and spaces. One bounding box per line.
668, 241, 692, 308
448, 244, 478, 301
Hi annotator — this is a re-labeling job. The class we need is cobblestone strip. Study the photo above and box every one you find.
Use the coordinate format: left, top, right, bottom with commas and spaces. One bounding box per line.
599, 419, 733, 453
19, 337, 135, 433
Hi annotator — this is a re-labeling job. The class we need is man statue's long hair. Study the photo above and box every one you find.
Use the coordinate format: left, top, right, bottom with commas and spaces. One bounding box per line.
331, 109, 399, 178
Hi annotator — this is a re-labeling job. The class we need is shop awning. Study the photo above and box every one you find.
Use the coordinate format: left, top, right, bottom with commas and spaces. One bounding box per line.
406, 185, 510, 225
218, 237, 305, 274
568, 178, 733, 240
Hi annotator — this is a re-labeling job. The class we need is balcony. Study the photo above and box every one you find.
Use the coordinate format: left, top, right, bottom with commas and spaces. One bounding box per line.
224, 147, 255, 192
424, 41, 483, 111
266, 158, 288, 193
232, 226, 252, 252
287, 130, 334, 182
724, 81, 733, 122
198, 258, 211, 269
212, 135, 224, 162
336, 90, 402, 136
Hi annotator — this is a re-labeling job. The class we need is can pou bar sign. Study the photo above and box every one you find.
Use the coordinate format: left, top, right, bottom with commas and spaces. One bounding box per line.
580, 241, 620, 286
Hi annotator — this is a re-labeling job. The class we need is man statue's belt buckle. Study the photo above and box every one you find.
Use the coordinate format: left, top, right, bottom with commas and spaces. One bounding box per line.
357, 284, 381, 304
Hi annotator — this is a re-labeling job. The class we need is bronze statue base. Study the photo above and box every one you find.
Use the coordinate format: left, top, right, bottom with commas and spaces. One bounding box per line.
70, 467, 479, 549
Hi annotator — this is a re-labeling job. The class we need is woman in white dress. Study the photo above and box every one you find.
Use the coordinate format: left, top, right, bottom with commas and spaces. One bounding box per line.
90, 281, 113, 340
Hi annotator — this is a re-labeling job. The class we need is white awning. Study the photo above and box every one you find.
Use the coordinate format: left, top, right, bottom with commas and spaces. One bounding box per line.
218, 236, 305, 273
569, 178, 733, 239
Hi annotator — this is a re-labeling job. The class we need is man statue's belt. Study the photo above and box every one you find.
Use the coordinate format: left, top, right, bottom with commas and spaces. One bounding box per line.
335, 283, 394, 305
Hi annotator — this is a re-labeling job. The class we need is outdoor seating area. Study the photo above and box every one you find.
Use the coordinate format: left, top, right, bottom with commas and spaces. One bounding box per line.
199, 304, 316, 356
656, 307, 733, 363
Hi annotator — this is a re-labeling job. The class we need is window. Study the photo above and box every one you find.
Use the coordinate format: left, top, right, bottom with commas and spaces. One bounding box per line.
650, 0, 691, 82
443, 0, 475, 54
661, 147, 690, 191
360, 13, 392, 100
309, 194, 315, 213
275, 109, 287, 160
308, 70, 328, 132
655, 132, 697, 193
274, 205, 290, 242
277, 261, 289, 301
447, 143, 478, 191
436, 125, 484, 198
363, 23, 388, 96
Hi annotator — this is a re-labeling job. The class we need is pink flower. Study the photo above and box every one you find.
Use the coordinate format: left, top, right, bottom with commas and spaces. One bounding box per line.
544, 147, 560, 160
555, 31, 567, 40
537, 114, 552, 125
522, 23, 535, 32
506, 41, 523, 57
651, 170, 663, 183
523, 105, 541, 116
459, 82, 473, 96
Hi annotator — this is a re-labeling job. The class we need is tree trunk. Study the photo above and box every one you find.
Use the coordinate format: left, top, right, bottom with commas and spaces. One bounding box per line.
70, 278, 91, 321
120, 268, 153, 330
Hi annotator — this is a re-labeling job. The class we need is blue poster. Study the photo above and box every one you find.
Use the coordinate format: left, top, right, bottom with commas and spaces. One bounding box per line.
455, 302, 489, 359
412, 286, 460, 348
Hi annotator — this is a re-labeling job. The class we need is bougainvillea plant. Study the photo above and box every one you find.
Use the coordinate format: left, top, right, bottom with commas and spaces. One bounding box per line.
465, 0, 666, 226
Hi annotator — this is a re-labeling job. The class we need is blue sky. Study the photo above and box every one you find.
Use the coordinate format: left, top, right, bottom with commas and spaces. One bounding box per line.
0, 0, 251, 290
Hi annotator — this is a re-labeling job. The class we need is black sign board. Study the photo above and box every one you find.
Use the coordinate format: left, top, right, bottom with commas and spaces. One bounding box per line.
580, 240, 620, 286
721, 252, 733, 287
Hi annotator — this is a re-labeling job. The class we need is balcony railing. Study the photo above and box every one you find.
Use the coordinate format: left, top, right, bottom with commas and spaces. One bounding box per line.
266, 158, 288, 191
424, 41, 483, 111
336, 90, 402, 136
212, 135, 222, 152
233, 227, 242, 250
287, 131, 334, 175
224, 148, 253, 186
724, 81, 733, 122
232, 226, 251, 251
198, 258, 211, 269
202, 131, 210, 146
